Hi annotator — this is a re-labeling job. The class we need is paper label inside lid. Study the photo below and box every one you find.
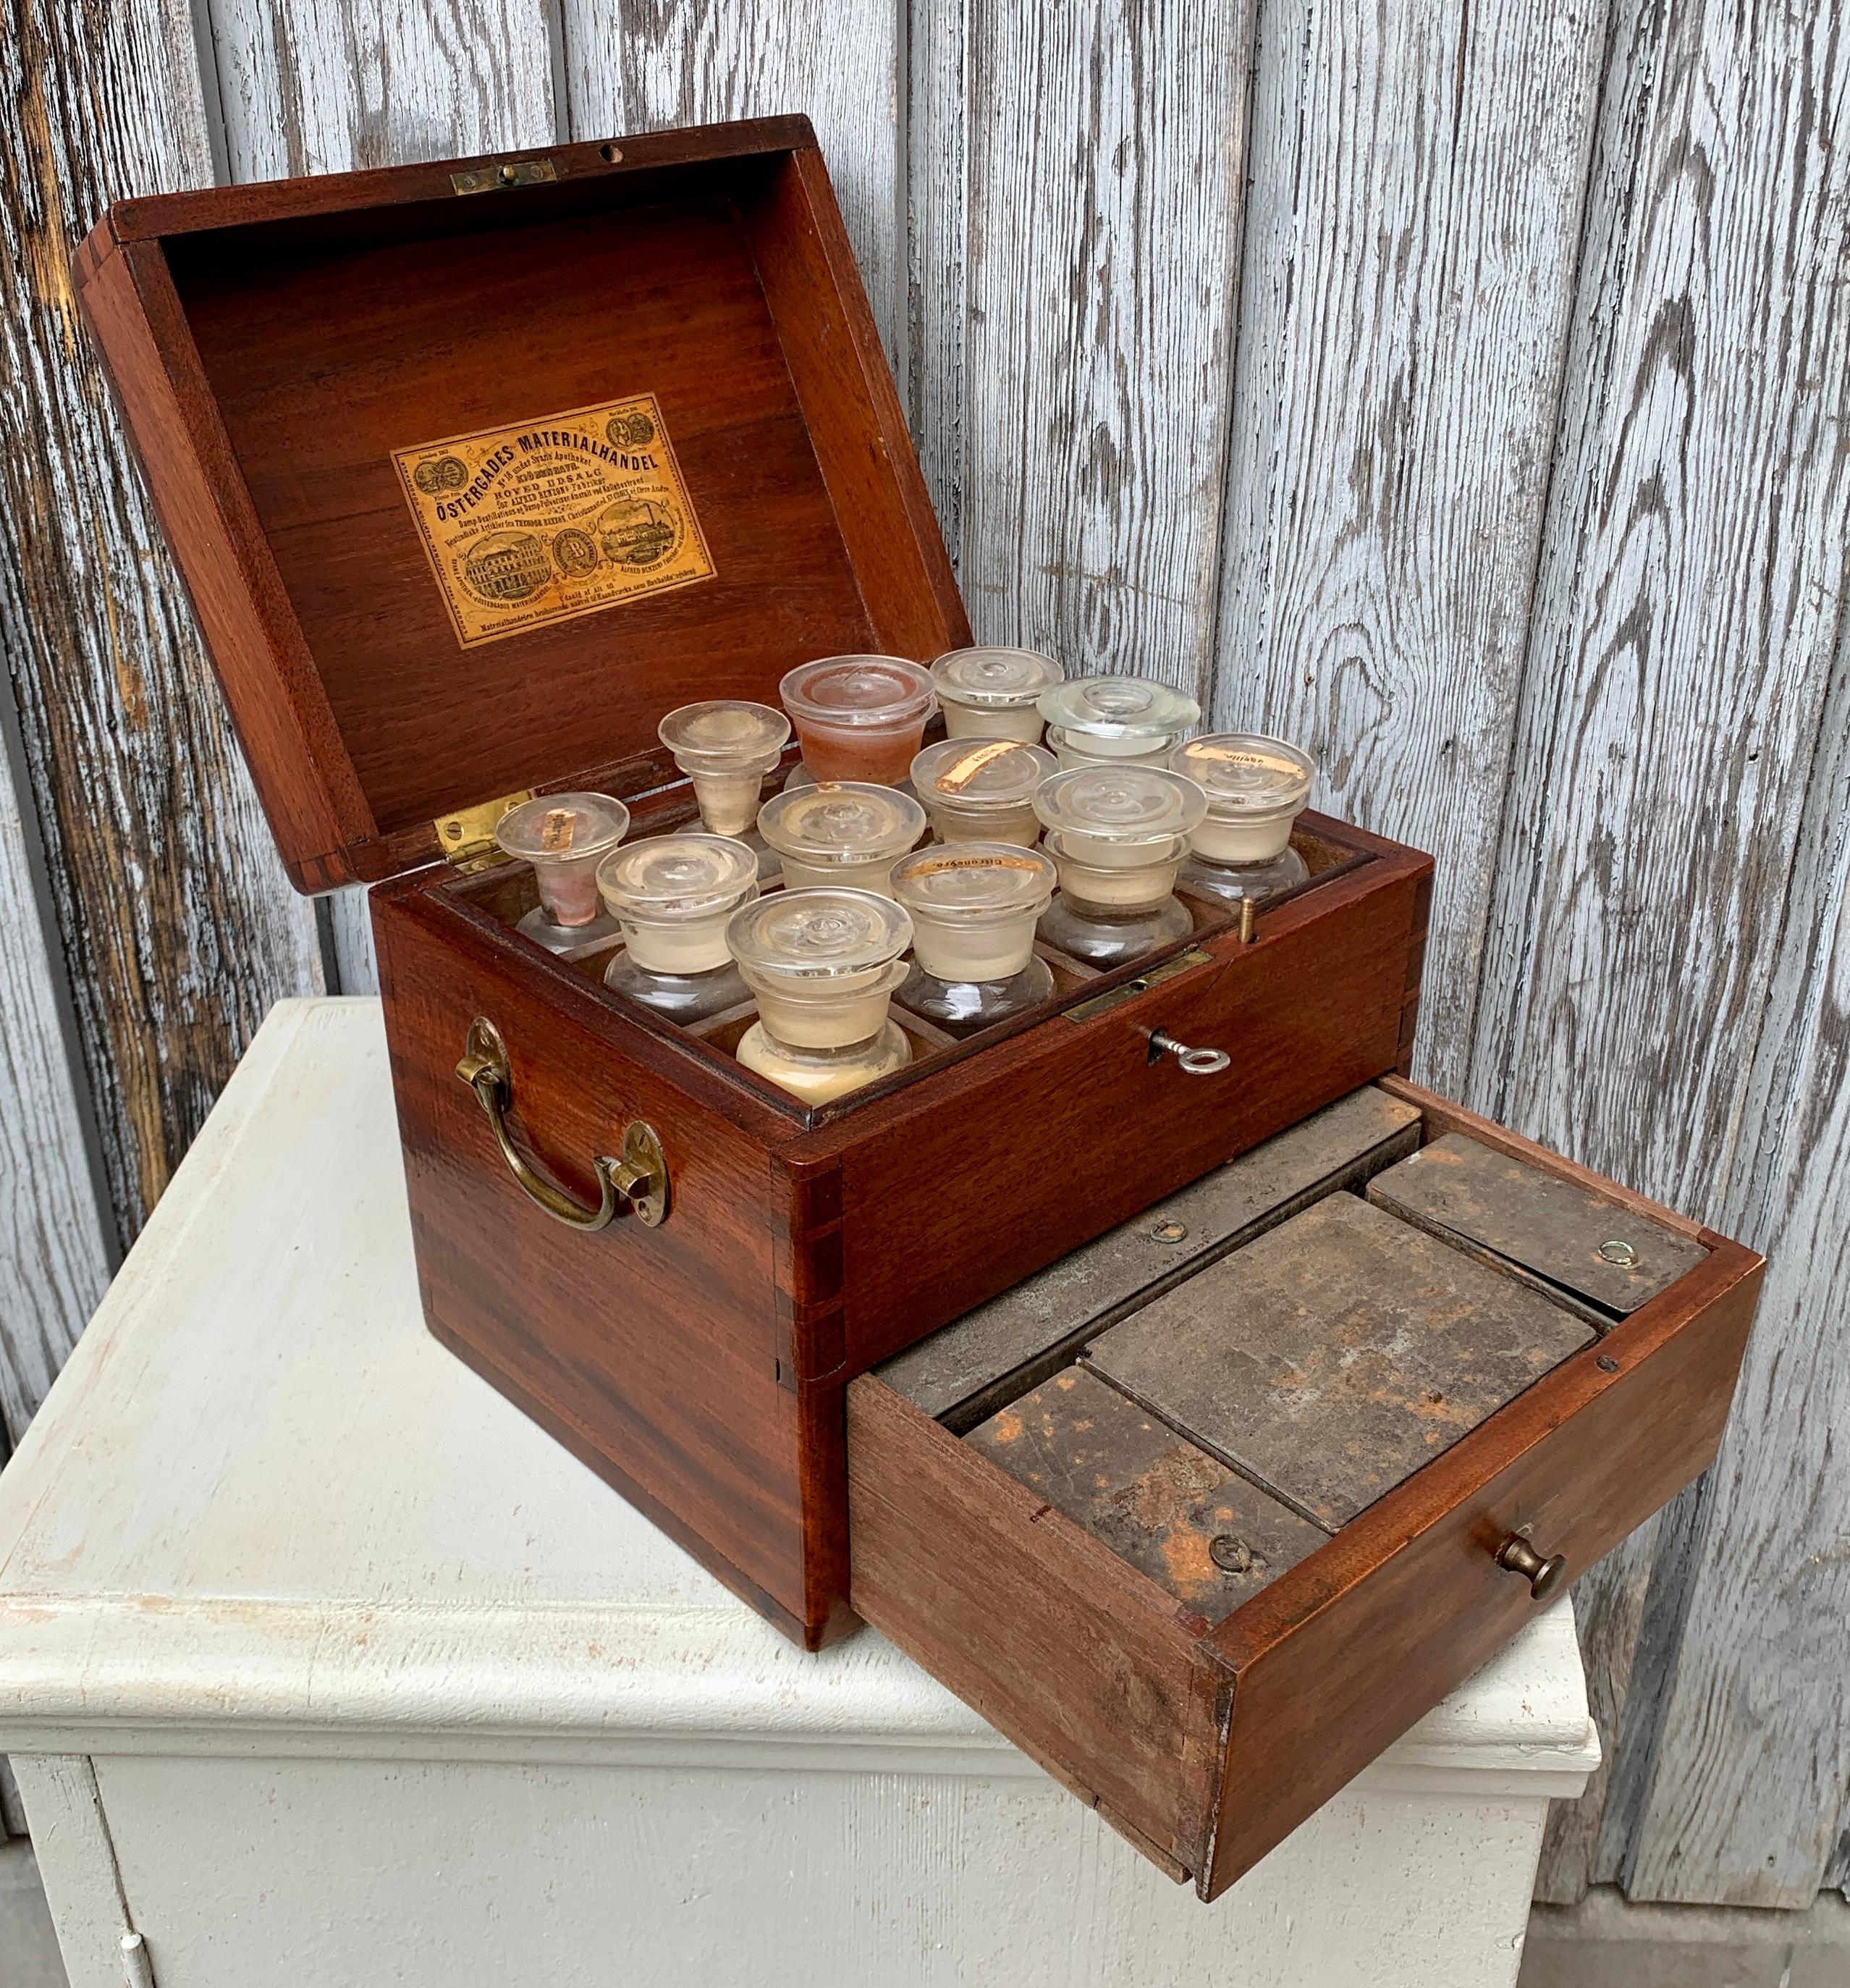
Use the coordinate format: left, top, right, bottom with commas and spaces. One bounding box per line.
392, 392, 715, 648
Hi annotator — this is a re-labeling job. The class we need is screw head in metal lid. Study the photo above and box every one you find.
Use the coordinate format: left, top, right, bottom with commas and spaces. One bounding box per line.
596, 833, 760, 920
493, 791, 630, 862
930, 646, 1065, 708
1168, 733, 1315, 817
1033, 763, 1207, 842
911, 736, 1057, 809
725, 886, 913, 979
1036, 674, 1200, 739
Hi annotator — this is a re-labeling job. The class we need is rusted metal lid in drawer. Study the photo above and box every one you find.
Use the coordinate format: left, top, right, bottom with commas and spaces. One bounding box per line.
1366, 1133, 1710, 1323
1084, 1192, 1596, 1530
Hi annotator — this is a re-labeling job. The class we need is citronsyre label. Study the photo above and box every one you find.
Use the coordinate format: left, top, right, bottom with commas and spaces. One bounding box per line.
392, 393, 714, 647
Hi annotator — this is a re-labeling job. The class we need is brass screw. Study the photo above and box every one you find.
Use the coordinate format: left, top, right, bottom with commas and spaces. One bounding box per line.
1150, 1219, 1188, 1245
1597, 1354, 1620, 1373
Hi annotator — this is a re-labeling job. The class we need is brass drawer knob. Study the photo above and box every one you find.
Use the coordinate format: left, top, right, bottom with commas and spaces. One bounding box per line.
1495, 1530, 1566, 1601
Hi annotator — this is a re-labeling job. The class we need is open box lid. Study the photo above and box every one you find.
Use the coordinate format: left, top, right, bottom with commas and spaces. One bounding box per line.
73, 117, 969, 891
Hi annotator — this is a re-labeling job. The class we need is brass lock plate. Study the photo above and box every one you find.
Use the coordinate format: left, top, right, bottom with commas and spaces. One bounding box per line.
451, 157, 558, 195
1065, 948, 1214, 1024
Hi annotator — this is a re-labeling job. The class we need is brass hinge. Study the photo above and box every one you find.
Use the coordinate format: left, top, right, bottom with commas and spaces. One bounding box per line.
451, 156, 558, 195
434, 791, 532, 871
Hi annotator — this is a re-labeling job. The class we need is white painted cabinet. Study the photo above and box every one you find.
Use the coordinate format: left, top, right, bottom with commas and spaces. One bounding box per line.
0, 1000, 1597, 1987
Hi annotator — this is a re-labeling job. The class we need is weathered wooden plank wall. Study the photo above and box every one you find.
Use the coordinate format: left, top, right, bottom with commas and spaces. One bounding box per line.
1, 0, 325, 1258
1, 0, 1846, 1911
1470, 0, 1850, 1909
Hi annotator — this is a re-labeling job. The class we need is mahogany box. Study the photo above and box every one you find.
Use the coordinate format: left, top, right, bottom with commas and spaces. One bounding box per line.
74, 114, 1762, 1900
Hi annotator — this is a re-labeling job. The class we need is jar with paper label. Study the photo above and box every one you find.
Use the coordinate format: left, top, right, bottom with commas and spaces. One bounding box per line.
658, 701, 791, 879
930, 647, 1064, 744
891, 843, 1059, 1037
1033, 764, 1208, 966
780, 655, 937, 786
756, 781, 926, 897
596, 833, 760, 1024
727, 888, 916, 1105
1037, 676, 1199, 771
1170, 732, 1315, 906
494, 793, 630, 955
910, 736, 1057, 847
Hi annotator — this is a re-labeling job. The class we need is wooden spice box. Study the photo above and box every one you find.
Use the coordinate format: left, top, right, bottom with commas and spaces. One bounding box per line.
71, 113, 1760, 1899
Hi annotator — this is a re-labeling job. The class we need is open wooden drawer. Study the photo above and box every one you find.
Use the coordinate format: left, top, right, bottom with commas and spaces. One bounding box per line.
845, 1079, 1762, 1900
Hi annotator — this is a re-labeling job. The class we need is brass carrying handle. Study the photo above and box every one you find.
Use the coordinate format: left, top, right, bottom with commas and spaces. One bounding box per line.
1495, 1528, 1566, 1601
455, 1016, 669, 1229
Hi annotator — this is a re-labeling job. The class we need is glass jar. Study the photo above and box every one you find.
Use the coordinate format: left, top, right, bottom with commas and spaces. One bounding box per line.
1033, 764, 1208, 966
1170, 732, 1315, 906
910, 736, 1057, 847
756, 781, 926, 896
727, 888, 916, 1104
930, 647, 1064, 744
658, 701, 790, 878
891, 842, 1058, 1037
494, 792, 630, 955
779, 655, 937, 785
596, 833, 760, 1023
1037, 676, 1200, 770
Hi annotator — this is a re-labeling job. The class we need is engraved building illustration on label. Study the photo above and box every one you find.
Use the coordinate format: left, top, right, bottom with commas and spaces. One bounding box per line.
392, 393, 715, 647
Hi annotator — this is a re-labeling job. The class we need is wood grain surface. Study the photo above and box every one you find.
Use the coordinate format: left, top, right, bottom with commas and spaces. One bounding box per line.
1620, 536, 1850, 1898
0, 681, 113, 1446
562, 0, 904, 369
1464, 0, 1850, 1903
208, 0, 557, 996
908, 0, 1254, 697
211, 0, 557, 185
0, 0, 324, 1239
1214, 0, 1605, 1101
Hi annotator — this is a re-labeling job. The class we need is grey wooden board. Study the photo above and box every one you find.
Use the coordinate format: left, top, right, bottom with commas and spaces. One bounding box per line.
0, 0, 327, 1241
563, 0, 905, 374
321, 888, 379, 997
0, 674, 114, 1446
1530, 1516, 1665, 1904
1463, 0, 1850, 1910
1621, 519, 1850, 1895
876, 1085, 1421, 1428
1212, 0, 1606, 1103
1087, 1192, 1596, 1531
906, 0, 1254, 699
209, 0, 558, 180
1367, 1134, 1709, 1321
965, 1366, 1327, 1620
